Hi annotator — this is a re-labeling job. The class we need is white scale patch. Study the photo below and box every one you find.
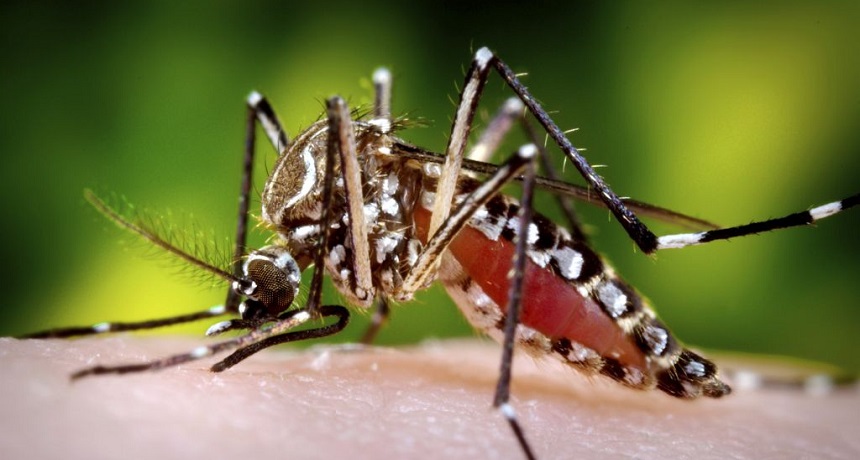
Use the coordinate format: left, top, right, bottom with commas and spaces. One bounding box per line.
566, 342, 596, 363
422, 163, 441, 178
381, 196, 399, 216
380, 172, 401, 216
382, 172, 399, 195
642, 325, 669, 355
205, 321, 231, 336
329, 244, 347, 267
421, 190, 436, 209
810, 201, 842, 220
505, 216, 540, 245
375, 234, 402, 264
362, 202, 380, 224
552, 246, 584, 280
597, 281, 628, 318
516, 324, 551, 352
623, 367, 645, 386
469, 205, 504, 241
290, 224, 319, 243
458, 279, 502, 331
684, 360, 707, 378
527, 249, 551, 269
657, 232, 704, 249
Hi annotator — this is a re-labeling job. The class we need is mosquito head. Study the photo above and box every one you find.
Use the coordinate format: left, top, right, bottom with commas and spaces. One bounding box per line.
233, 245, 301, 320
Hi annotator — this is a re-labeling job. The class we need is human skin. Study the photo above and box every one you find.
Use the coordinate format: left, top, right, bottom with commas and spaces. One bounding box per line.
1, 337, 857, 460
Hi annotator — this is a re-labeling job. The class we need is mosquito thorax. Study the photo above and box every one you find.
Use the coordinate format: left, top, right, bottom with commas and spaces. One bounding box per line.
261, 119, 393, 229
257, 116, 421, 307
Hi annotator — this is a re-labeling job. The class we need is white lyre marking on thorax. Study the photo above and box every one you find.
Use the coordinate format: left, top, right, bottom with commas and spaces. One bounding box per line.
284, 143, 318, 209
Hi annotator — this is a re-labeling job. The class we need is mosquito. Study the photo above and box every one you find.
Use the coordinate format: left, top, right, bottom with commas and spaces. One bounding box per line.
20, 47, 858, 460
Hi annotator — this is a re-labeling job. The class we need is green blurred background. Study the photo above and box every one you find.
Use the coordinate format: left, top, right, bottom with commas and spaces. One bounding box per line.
2, 1, 858, 372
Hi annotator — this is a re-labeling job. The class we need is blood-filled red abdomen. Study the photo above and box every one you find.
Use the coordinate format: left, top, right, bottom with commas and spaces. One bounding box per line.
414, 206, 646, 370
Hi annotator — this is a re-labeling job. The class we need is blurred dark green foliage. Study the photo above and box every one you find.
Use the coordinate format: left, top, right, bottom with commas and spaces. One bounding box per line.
1, 1, 858, 371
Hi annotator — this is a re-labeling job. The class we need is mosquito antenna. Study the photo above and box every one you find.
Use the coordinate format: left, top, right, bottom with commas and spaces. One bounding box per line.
84, 189, 241, 284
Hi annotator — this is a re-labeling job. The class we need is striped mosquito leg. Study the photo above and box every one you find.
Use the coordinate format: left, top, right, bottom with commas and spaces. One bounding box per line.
247, 91, 289, 153
18, 305, 230, 339
362, 70, 395, 341
400, 145, 536, 308
656, 193, 859, 250
483, 47, 660, 253
494, 145, 538, 460
295, 101, 340, 314
372, 67, 392, 121
71, 308, 317, 380
327, 97, 373, 304
225, 93, 290, 314
428, 47, 494, 240
466, 94, 590, 243
212, 305, 350, 372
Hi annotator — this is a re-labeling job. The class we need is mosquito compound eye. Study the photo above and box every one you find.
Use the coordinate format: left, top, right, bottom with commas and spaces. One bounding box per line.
241, 246, 301, 317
